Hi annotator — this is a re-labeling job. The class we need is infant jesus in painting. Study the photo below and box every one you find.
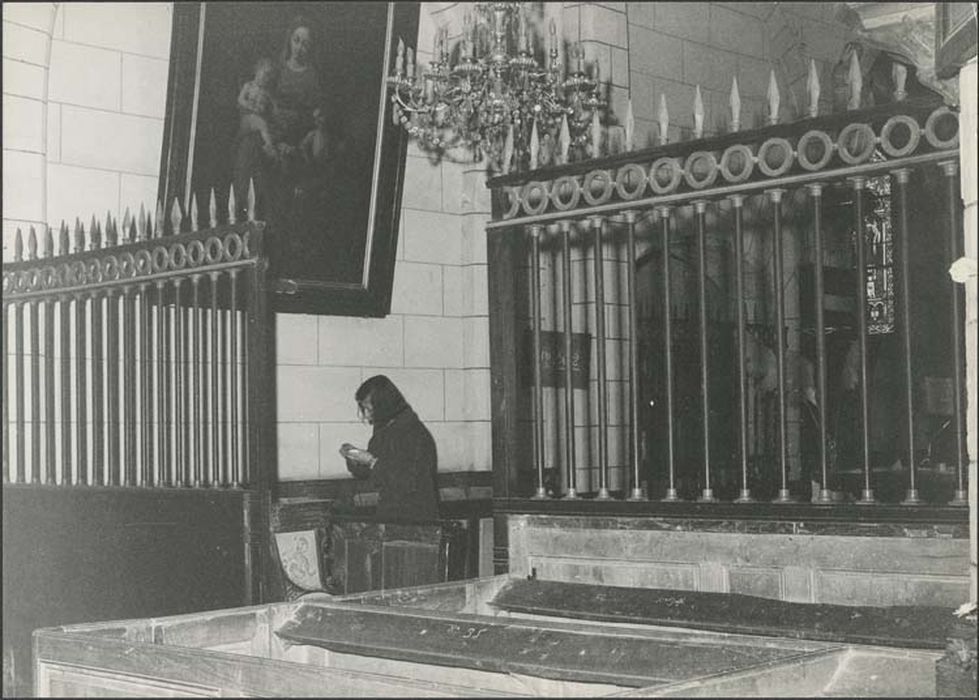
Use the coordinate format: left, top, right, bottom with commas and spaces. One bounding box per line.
237, 56, 278, 159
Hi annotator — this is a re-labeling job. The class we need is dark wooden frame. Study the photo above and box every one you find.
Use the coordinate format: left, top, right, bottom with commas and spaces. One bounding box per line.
934, 2, 977, 79
158, 2, 419, 317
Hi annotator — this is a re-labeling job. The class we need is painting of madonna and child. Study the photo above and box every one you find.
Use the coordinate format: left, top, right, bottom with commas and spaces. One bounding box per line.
184, 2, 414, 311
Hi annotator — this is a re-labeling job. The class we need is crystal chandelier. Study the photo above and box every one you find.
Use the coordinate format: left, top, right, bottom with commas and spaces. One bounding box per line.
386, 2, 606, 173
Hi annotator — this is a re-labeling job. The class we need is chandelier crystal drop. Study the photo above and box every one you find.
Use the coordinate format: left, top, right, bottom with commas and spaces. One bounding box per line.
386, 3, 607, 174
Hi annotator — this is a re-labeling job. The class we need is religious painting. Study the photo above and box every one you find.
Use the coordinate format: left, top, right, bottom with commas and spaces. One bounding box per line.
159, 2, 419, 316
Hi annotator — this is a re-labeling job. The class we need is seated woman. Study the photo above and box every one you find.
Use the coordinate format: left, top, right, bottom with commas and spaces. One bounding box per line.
340, 375, 440, 523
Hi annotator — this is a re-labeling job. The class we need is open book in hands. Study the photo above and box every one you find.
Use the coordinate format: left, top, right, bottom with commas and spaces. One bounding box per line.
339, 443, 375, 466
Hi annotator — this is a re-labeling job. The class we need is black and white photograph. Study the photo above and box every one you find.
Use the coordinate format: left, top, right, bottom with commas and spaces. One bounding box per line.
2, 1, 976, 697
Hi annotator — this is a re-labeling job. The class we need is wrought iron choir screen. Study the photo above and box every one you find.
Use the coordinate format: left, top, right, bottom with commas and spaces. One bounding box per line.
2, 189, 277, 600
486, 93, 967, 512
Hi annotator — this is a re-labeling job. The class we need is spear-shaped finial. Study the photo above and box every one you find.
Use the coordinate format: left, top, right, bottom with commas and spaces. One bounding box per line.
807, 59, 820, 118
90, 217, 102, 251
558, 114, 570, 165
892, 62, 907, 101
14, 228, 23, 262
137, 203, 147, 240
169, 198, 183, 235
624, 97, 634, 151
730, 75, 741, 132
27, 226, 38, 260
767, 69, 780, 125
154, 200, 164, 238
43, 224, 54, 258
73, 217, 84, 254
247, 179, 256, 222
208, 188, 218, 228
502, 123, 514, 175
658, 93, 669, 144
847, 47, 862, 110
59, 221, 70, 256
190, 193, 199, 232
106, 212, 118, 248
693, 85, 704, 139
589, 111, 601, 158
530, 120, 541, 170
227, 184, 237, 225
121, 207, 131, 242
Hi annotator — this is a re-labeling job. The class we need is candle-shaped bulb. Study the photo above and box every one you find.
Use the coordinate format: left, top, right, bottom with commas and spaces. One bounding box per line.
559, 114, 570, 165
502, 122, 514, 175
730, 75, 741, 132
406, 47, 414, 78
396, 37, 404, 76
590, 111, 601, 158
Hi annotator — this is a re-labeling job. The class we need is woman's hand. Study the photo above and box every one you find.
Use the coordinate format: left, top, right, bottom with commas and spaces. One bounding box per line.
340, 443, 375, 466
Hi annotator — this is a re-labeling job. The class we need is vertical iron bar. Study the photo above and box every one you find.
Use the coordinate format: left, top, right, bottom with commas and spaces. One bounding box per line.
732, 195, 754, 503
624, 211, 643, 500
219, 280, 229, 488
769, 189, 794, 503
229, 270, 241, 487
851, 177, 875, 504
192, 274, 203, 487
60, 295, 72, 484
660, 207, 679, 501
808, 184, 833, 504
529, 225, 547, 499
44, 299, 56, 484
30, 300, 41, 482
75, 293, 87, 485
156, 281, 171, 486
694, 201, 715, 502
560, 220, 578, 498
893, 169, 921, 505
139, 283, 153, 487
106, 290, 120, 486
209, 272, 220, 487
91, 293, 104, 485
941, 161, 968, 506
15, 301, 25, 482
123, 287, 137, 486
591, 216, 610, 499
174, 278, 186, 486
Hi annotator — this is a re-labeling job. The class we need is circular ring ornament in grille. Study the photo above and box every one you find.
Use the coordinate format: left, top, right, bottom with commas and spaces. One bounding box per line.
151, 246, 170, 272
224, 233, 243, 261
24, 270, 40, 292
796, 130, 834, 171
14, 271, 27, 293
187, 240, 205, 267
923, 107, 959, 149
582, 169, 614, 205
521, 181, 550, 216
72, 260, 88, 286
757, 137, 795, 177
879, 115, 921, 157
649, 157, 683, 194
87, 259, 103, 284
718, 144, 755, 183
169, 243, 188, 270
550, 176, 581, 211
2, 274, 13, 295
501, 186, 521, 219
683, 151, 719, 189
205, 236, 224, 264
615, 163, 647, 200
59, 264, 73, 287
119, 250, 138, 277
836, 123, 876, 164
103, 256, 120, 281
41, 267, 58, 289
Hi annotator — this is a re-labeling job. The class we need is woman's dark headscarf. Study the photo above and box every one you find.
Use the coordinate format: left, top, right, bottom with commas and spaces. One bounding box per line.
356, 375, 409, 424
